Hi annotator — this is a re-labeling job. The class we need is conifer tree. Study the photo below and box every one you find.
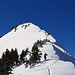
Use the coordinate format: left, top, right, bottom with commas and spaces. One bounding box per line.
5, 49, 11, 59
1, 59, 12, 75
10, 48, 19, 65
20, 48, 29, 63
28, 44, 42, 68
1, 49, 12, 75
14, 48, 19, 65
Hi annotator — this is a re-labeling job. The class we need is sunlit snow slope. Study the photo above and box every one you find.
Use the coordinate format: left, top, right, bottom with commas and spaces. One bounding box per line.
0, 22, 75, 75
0, 23, 55, 56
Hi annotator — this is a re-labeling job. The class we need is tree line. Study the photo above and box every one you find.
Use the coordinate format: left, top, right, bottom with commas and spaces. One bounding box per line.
0, 40, 44, 75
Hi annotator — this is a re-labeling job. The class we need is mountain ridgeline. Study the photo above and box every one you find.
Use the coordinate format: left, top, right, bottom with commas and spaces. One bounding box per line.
0, 22, 75, 75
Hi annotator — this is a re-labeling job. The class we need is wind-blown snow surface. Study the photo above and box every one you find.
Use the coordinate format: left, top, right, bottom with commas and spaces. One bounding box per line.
0, 23, 75, 75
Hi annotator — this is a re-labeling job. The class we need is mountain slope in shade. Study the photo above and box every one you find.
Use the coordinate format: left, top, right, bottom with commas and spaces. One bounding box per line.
0, 22, 75, 75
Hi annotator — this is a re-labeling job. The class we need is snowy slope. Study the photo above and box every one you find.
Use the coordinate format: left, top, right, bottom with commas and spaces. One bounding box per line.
0, 23, 55, 56
0, 22, 75, 75
12, 60, 75, 75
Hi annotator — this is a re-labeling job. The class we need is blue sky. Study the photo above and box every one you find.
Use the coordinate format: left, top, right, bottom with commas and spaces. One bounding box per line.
0, 0, 75, 58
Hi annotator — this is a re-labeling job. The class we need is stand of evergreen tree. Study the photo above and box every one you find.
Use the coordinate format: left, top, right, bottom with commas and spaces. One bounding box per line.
0, 40, 44, 74
25, 43, 42, 68
34, 40, 44, 47
0, 48, 19, 75
0, 48, 31, 74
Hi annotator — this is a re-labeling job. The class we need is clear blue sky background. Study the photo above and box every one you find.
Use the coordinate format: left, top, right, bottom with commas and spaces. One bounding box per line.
0, 0, 75, 58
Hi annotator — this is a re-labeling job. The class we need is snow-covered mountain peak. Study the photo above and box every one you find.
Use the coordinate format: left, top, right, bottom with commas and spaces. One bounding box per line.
0, 22, 75, 75
1, 22, 56, 43
0, 22, 56, 55
11, 22, 40, 32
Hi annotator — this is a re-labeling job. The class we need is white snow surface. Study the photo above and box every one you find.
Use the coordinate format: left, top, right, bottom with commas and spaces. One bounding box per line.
12, 60, 75, 75
0, 23, 56, 56
0, 22, 75, 75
